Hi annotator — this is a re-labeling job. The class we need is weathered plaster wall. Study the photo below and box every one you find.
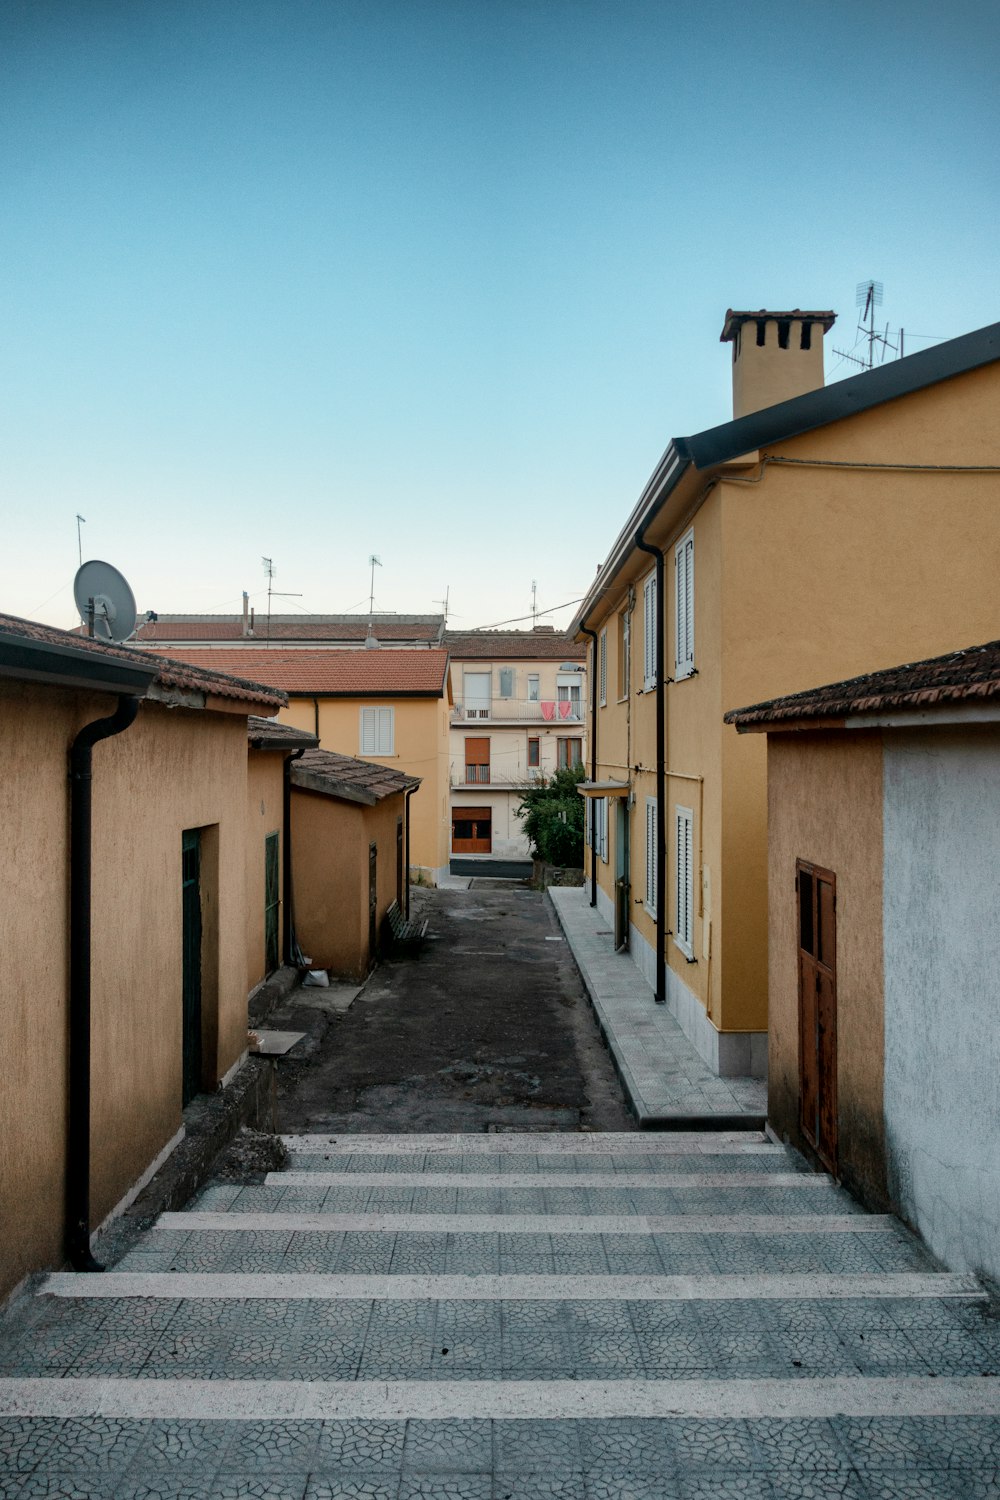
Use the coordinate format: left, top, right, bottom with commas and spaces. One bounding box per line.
882, 725, 1000, 1282
291, 788, 405, 979
280, 696, 448, 879
0, 682, 251, 1302
246, 751, 284, 993
766, 731, 886, 1203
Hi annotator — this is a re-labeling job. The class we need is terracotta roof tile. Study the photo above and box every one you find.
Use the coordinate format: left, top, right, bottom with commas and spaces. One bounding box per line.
143, 646, 450, 696
445, 631, 584, 661
247, 716, 319, 749
292, 747, 420, 804
0, 612, 286, 709
725, 641, 1000, 730
133, 614, 444, 643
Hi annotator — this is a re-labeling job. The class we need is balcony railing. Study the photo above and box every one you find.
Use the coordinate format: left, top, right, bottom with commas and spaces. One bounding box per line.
452, 701, 583, 724
464, 764, 491, 784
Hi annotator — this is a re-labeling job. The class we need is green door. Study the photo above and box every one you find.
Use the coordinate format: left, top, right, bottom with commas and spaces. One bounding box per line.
181, 829, 202, 1107
264, 832, 280, 973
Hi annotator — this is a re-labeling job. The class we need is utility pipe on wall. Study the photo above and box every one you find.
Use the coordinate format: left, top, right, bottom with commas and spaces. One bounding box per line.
68, 694, 142, 1271
580, 625, 599, 909
634, 525, 666, 1004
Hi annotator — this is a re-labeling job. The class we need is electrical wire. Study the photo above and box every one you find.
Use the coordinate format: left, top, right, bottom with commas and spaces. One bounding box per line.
469, 598, 586, 631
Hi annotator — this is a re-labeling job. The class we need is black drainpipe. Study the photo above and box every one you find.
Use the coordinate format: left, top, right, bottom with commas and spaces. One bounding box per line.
282, 748, 307, 964
68, 694, 142, 1271
635, 526, 666, 1004
580, 624, 599, 909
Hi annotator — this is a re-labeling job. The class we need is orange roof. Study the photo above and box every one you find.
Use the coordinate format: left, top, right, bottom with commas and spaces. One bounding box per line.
445, 630, 585, 661
0, 612, 286, 709
133, 614, 444, 644
143, 646, 451, 697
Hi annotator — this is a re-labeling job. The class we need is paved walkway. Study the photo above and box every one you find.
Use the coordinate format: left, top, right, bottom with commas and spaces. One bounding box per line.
549, 887, 767, 1127
2, 1131, 999, 1494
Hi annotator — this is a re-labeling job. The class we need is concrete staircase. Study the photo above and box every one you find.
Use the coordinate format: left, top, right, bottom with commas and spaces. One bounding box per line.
1, 1131, 999, 1496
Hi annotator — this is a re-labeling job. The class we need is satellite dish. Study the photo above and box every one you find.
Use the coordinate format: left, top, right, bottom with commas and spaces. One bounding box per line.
73, 559, 138, 643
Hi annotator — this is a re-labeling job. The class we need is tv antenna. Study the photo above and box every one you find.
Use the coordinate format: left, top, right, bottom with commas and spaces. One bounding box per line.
531, 580, 538, 628
261, 556, 302, 646
833, 280, 903, 370
368, 555, 382, 622
76, 514, 86, 566
433, 586, 450, 627
73, 559, 138, 643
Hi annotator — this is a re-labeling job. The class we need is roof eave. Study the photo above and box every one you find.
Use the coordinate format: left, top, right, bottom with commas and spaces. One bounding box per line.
0, 631, 158, 697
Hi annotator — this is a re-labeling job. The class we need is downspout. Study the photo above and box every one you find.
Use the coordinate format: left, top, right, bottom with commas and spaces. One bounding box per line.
68, 694, 142, 1271
580, 624, 599, 909
403, 786, 415, 917
282, 748, 306, 964
635, 526, 666, 1004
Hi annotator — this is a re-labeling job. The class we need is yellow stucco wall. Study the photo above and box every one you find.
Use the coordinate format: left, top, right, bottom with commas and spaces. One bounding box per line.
246, 752, 285, 994
766, 730, 886, 1205
582, 358, 1000, 1046
0, 681, 252, 1302
279, 695, 449, 877
290, 787, 405, 979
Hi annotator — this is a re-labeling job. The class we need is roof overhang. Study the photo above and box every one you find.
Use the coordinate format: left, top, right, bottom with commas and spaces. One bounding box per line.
577, 779, 631, 797
0, 630, 158, 697
291, 765, 378, 805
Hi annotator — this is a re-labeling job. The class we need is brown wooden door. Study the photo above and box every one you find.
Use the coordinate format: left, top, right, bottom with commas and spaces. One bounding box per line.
797, 860, 838, 1172
452, 807, 491, 854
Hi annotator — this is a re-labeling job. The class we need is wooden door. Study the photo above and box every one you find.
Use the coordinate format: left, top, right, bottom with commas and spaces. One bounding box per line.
452, 807, 492, 854
797, 860, 838, 1171
264, 832, 280, 973
368, 842, 378, 964
181, 829, 203, 1108
396, 816, 404, 907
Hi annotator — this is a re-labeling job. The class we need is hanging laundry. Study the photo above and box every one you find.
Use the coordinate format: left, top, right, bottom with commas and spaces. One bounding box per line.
558, 699, 572, 718
541, 701, 556, 720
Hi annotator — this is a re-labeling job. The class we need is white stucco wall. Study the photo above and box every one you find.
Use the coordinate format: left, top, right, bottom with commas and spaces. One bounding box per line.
882, 726, 1000, 1283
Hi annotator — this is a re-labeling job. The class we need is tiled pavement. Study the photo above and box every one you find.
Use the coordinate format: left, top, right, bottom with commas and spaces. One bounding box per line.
1, 1131, 999, 1496
547, 887, 767, 1124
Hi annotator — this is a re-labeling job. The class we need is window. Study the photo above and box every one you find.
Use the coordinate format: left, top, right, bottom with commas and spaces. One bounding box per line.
644, 798, 658, 916
527, 736, 540, 768
616, 606, 630, 698
498, 667, 514, 698
463, 671, 491, 719
675, 530, 694, 678
360, 706, 394, 755
464, 736, 490, 784
557, 737, 583, 769
593, 797, 608, 862
557, 676, 582, 720
527, 673, 540, 702
643, 572, 658, 690
598, 629, 607, 706
675, 805, 694, 958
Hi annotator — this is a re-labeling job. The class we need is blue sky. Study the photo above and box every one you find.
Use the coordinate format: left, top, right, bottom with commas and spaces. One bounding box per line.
2, 0, 998, 631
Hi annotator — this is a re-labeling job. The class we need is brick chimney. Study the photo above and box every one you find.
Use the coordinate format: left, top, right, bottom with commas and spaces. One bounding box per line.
721, 308, 836, 419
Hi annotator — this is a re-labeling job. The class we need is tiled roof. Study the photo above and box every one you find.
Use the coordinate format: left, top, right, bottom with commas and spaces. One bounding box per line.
143, 646, 451, 696
725, 641, 1000, 730
445, 631, 584, 661
134, 614, 444, 643
292, 747, 420, 804
0, 612, 286, 708
247, 716, 319, 750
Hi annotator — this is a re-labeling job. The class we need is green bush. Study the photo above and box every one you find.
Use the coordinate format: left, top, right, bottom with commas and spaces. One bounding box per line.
516, 764, 586, 866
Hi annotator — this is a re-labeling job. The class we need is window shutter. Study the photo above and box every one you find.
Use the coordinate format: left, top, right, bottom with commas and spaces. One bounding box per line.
645, 797, 657, 910
643, 574, 657, 689
599, 630, 607, 706
675, 532, 694, 677
675, 806, 693, 955
600, 798, 609, 862
360, 707, 376, 755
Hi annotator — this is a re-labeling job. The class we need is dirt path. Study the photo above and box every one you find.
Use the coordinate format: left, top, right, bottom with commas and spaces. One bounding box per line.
268, 883, 635, 1134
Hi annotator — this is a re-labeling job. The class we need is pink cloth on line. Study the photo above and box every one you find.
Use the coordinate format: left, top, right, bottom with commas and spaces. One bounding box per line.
558, 700, 572, 718
541, 701, 555, 720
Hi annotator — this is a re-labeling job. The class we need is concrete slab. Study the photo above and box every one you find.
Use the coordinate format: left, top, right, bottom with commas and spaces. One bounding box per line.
549, 886, 768, 1126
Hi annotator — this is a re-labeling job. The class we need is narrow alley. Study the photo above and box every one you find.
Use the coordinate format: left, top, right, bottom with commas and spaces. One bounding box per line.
1, 885, 998, 1497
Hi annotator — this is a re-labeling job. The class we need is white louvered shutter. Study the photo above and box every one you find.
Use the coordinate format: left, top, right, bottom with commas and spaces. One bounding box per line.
645, 797, 657, 911
675, 806, 693, 955
643, 573, 657, 690
599, 630, 607, 706
360, 707, 376, 755
675, 532, 694, 677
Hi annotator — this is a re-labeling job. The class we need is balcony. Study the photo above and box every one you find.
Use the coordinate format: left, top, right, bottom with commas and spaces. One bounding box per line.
452, 701, 583, 725
464, 764, 491, 784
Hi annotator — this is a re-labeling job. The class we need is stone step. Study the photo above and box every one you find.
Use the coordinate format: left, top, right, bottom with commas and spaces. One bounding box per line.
271, 1170, 827, 1188
162, 1210, 902, 1236
280, 1131, 774, 1154
2, 1375, 1000, 1419
42, 1270, 984, 1301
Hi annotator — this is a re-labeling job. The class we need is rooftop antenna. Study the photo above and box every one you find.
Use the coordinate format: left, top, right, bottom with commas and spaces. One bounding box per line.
73, 559, 138, 642
433, 586, 450, 628
531, 580, 538, 629
76, 514, 86, 567
834, 280, 901, 370
368, 555, 382, 622
261, 556, 302, 647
